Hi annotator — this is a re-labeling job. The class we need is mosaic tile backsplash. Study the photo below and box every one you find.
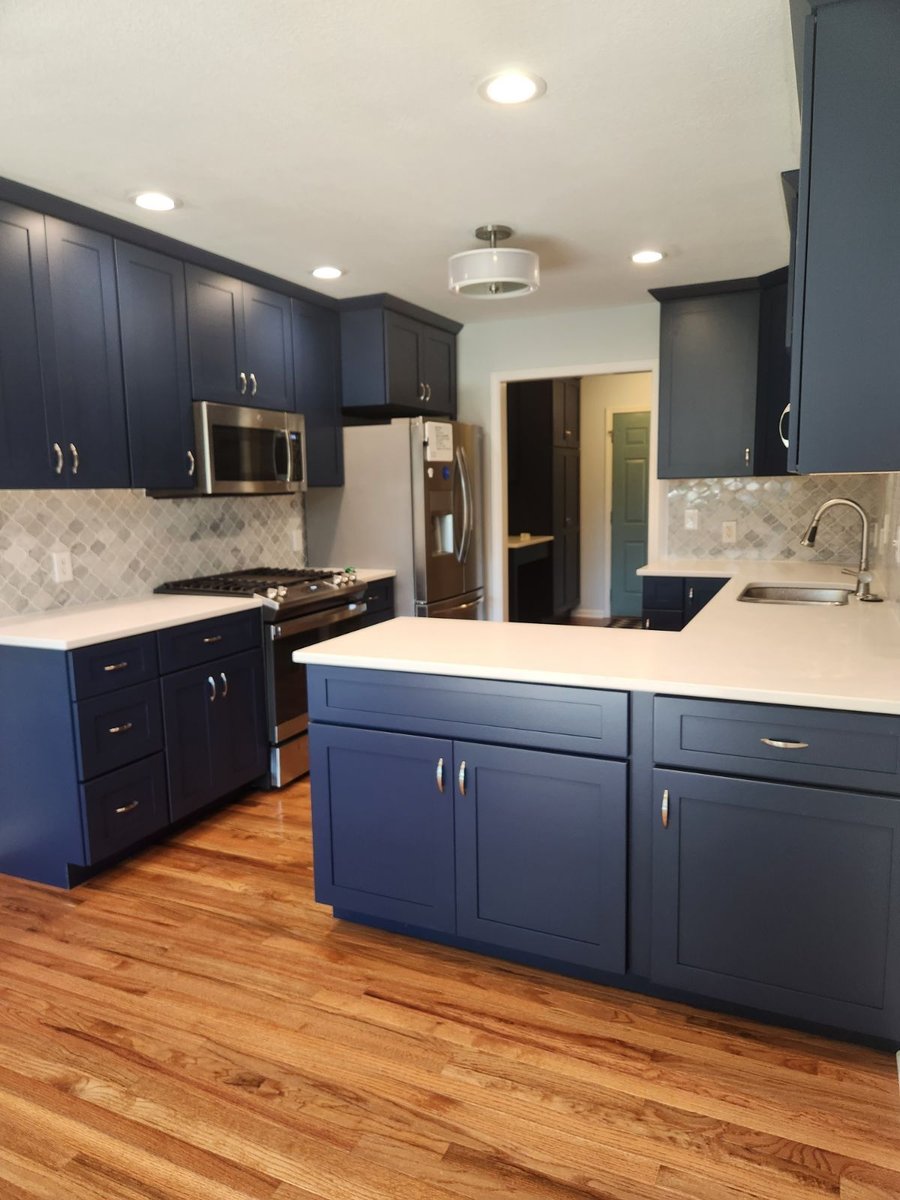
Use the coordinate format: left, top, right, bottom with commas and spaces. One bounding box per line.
666, 474, 887, 566
0, 489, 306, 616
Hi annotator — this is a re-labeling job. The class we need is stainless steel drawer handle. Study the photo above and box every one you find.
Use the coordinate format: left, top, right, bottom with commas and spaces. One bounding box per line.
115, 800, 140, 815
52, 442, 64, 475
208, 675, 216, 702
661, 788, 669, 828
220, 671, 228, 698
108, 722, 134, 735
69, 443, 80, 476
249, 372, 258, 397
760, 737, 809, 750
103, 661, 129, 673
239, 371, 248, 395
187, 449, 195, 477
458, 761, 467, 797
435, 757, 444, 793
202, 635, 223, 644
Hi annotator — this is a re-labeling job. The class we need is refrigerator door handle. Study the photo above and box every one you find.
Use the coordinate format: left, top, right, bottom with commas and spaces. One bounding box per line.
457, 445, 473, 564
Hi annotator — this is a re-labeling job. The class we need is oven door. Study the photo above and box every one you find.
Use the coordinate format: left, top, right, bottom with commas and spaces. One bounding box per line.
195, 401, 306, 495
266, 601, 369, 743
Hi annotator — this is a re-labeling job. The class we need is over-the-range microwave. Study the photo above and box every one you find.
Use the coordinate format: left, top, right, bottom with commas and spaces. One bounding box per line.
150, 402, 306, 497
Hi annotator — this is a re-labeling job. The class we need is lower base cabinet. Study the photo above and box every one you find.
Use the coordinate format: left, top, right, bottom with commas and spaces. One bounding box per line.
81, 753, 170, 864
651, 769, 900, 1040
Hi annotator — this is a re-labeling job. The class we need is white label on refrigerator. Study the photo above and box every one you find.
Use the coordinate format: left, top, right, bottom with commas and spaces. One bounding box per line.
425, 422, 453, 462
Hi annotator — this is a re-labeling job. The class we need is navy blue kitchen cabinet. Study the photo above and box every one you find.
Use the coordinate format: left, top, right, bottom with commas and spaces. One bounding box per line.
340, 295, 459, 418
651, 768, 900, 1040
641, 575, 727, 630
44, 217, 130, 488
454, 743, 626, 972
0, 201, 60, 488
292, 298, 344, 487
185, 265, 293, 411
309, 724, 456, 932
115, 242, 196, 491
788, 0, 900, 473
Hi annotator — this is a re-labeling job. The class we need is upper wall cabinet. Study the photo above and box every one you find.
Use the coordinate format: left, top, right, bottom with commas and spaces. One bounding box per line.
340, 295, 460, 419
292, 299, 343, 487
185, 266, 293, 411
115, 242, 196, 492
788, 0, 900, 473
652, 270, 790, 480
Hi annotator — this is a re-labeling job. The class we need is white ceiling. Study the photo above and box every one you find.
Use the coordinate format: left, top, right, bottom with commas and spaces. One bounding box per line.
0, 0, 800, 322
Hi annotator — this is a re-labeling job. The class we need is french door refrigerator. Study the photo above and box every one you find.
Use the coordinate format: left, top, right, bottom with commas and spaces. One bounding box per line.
306, 418, 484, 619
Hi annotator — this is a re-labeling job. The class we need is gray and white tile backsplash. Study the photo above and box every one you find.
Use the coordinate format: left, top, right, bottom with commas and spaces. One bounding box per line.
666, 474, 887, 566
0, 489, 306, 616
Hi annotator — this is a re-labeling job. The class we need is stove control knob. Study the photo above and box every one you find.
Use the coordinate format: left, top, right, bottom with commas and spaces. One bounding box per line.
266, 588, 278, 600
277, 586, 288, 598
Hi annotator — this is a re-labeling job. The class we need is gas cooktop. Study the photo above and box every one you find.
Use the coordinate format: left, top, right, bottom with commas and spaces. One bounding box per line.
155, 567, 363, 616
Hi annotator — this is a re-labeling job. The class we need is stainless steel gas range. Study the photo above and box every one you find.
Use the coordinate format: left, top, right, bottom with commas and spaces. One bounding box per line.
156, 567, 369, 786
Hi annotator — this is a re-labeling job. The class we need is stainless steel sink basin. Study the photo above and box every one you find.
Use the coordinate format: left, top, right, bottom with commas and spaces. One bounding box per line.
737, 584, 852, 606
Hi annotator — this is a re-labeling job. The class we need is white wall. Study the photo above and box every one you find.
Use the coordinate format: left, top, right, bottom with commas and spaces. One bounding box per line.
456, 301, 661, 619
578, 373, 654, 618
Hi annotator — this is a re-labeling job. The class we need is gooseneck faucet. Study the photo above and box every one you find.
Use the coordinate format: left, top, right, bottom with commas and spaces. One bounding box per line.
800, 498, 883, 602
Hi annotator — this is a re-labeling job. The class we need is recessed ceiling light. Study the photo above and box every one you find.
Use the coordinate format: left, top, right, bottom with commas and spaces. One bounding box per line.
479, 70, 546, 105
631, 249, 665, 264
311, 266, 343, 281
132, 191, 179, 212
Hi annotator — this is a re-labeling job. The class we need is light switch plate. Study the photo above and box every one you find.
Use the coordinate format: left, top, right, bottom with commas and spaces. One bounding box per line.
50, 550, 73, 583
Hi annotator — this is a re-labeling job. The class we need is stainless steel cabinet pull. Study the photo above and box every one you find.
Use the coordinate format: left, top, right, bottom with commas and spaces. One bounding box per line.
458, 761, 467, 796
115, 800, 140, 815
436, 757, 444, 793
249, 372, 258, 396
208, 675, 216, 702
52, 442, 64, 475
779, 403, 791, 449
760, 737, 809, 750
644, 617, 650, 629
564, 429, 573, 438
417, 382, 426, 402
424, 383, 432, 402
202, 634, 223, 644
69, 443, 80, 475
187, 449, 195, 477
239, 371, 248, 395
220, 672, 228, 698
743, 447, 750, 467
108, 722, 134, 735
687, 586, 694, 601
103, 661, 128, 673
661, 788, 669, 828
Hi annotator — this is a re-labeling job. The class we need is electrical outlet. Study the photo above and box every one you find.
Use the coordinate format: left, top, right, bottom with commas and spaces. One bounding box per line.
684, 509, 699, 531
291, 529, 303, 553
721, 521, 737, 545
50, 550, 73, 583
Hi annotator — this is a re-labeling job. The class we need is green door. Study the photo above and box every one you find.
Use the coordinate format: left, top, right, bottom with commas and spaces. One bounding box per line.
609, 411, 650, 617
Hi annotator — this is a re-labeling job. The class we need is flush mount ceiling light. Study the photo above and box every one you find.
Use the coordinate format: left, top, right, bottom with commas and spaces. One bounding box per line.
132, 191, 180, 212
631, 249, 665, 264
311, 265, 343, 280
478, 69, 546, 105
448, 225, 539, 299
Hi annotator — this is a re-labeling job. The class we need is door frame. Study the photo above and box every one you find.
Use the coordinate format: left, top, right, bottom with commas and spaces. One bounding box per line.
604, 403, 652, 620
492, 360, 664, 622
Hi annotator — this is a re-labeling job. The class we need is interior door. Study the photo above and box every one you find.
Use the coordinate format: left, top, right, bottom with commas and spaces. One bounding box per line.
609, 410, 650, 618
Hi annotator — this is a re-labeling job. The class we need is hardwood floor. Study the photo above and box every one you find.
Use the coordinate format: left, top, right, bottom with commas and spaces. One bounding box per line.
0, 782, 897, 1200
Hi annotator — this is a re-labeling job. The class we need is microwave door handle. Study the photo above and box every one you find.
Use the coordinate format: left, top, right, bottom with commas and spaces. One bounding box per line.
284, 428, 294, 483
271, 429, 291, 482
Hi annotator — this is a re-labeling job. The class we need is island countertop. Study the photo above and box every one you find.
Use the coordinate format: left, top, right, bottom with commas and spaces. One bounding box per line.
293, 560, 900, 715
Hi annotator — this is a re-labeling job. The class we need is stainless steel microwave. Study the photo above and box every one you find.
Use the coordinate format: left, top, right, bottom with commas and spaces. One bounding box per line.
191, 401, 306, 496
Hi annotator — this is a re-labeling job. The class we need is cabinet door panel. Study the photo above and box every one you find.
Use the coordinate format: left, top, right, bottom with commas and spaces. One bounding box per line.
0, 203, 58, 487
115, 242, 195, 490
243, 284, 293, 410
651, 769, 900, 1039
309, 724, 455, 932
45, 218, 129, 487
161, 663, 217, 820
212, 649, 268, 795
292, 299, 343, 486
383, 312, 423, 409
185, 265, 246, 404
421, 325, 455, 416
455, 743, 626, 972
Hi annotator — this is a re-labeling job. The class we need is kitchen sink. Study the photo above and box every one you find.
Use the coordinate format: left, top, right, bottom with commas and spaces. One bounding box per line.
737, 584, 852, 606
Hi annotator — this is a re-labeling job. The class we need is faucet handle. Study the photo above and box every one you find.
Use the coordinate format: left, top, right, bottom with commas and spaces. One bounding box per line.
841, 567, 857, 577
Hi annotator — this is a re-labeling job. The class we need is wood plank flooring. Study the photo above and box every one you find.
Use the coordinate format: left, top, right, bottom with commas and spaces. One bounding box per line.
0, 781, 897, 1199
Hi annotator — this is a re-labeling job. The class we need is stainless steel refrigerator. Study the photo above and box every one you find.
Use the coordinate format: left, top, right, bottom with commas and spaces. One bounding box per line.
306, 418, 484, 619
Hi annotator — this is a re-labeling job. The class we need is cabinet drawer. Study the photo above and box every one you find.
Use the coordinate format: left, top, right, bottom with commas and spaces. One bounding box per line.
69, 633, 158, 700
309, 667, 628, 757
74, 680, 163, 781
654, 696, 900, 794
361, 577, 394, 616
80, 753, 170, 865
157, 610, 261, 674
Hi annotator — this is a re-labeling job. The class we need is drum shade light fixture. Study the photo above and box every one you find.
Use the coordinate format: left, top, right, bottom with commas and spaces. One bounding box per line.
448, 225, 539, 299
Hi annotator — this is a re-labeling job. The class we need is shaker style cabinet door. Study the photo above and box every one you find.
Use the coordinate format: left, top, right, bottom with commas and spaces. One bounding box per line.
420, 324, 456, 417
309, 724, 456, 932
0, 202, 59, 488
45, 218, 130, 488
185, 265, 247, 404
160, 662, 218, 820
115, 242, 196, 490
384, 311, 425, 410
242, 284, 294, 410
454, 742, 627, 972
210, 648, 268, 796
292, 298, 343, 487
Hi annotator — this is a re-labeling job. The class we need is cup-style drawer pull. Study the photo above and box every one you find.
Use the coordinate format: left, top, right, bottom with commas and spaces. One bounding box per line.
108, 722, 134, 735
760, 737, 809, 750
103, 661, 129, 673
115, 800, 140, 815
202, 635, 223, 644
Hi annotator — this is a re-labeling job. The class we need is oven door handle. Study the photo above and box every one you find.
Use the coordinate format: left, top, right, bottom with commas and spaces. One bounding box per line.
270, 602, 368, 639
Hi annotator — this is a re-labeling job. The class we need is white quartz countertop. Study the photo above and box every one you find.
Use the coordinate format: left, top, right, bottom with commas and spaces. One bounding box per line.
638, 558, 740, 578
0, 595, 263, 651
507, 535, 555, 550
293, 560, 900, 715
